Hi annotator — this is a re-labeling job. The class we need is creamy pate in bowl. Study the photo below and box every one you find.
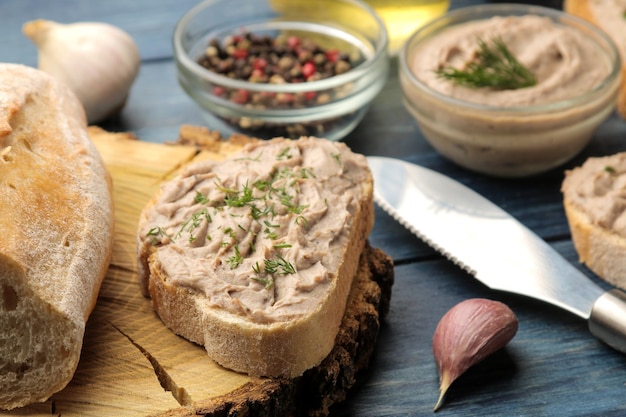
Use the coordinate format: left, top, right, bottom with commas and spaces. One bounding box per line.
399, 4, 622, 177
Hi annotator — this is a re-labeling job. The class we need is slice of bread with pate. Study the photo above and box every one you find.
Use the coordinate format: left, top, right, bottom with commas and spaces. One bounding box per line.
562, 153, 626, 289
137, 136, 374, 378
564, 0, 626, 119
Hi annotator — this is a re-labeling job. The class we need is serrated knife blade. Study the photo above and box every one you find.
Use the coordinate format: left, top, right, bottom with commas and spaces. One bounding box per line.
368, 156, 626, 353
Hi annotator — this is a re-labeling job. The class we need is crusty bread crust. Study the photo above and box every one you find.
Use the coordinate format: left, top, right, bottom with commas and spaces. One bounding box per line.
563, 197, 626, 289
0, 64, 114, 409
564, 0, 626, 119
138, 133, 374, 378
563, 0, 593, 19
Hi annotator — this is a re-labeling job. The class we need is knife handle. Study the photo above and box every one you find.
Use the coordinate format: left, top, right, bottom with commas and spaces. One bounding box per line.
589, 289, 626, 353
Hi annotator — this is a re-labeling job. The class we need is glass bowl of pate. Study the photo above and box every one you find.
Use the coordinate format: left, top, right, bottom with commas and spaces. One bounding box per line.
173, 0, 389, 141
399, 4, 622, 177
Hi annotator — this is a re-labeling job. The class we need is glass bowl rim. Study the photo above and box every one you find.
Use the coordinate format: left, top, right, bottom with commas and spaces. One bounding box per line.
173, 0, 389, 94
399, 3, 622, 114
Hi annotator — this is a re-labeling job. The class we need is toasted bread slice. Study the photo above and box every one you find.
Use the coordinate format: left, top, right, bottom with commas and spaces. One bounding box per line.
137, 134, 374, 378
562, 153, 626, 289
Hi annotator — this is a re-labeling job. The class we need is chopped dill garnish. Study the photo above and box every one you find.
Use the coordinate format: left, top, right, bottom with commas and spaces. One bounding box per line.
263, 220, 280, 240
264, 255, 296, 275
301, 167, 315, 179
146, 226, 169, 245
295, 215, 308, 228
279, 193, 294, 207
250, 275, 274, 289
253, 178, 271, 191
226, 245, 243, 269
250, 204, 273, 220
224, 182, 255, 207
235, 151, 262, 162
263, 220, 280, 228
288, 203, 307, 214
273, 242, 293, 249
223, 227, 236, 240
194, 191, 210, 204
277, 147, 292, 160
251, 261, 274, 289
249, 254, 295, 288
176, 208, 212, 242
214, 179, 239, 195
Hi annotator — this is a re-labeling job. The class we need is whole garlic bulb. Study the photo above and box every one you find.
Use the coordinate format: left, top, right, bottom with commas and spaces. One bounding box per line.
23, 19, 140, 124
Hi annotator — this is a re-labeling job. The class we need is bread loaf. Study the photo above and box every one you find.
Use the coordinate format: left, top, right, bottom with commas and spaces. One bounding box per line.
0, 64, 114, 409
562, 153, 626, 289
137, 135, 374, 378
564, 0, 626, 118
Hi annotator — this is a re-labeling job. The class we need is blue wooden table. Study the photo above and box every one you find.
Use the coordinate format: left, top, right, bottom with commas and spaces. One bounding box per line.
3, 1, 626, 415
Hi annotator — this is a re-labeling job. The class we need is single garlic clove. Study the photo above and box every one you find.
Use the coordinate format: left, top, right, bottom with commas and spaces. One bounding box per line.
23, 19, 140, 124
432, 298, 518, 411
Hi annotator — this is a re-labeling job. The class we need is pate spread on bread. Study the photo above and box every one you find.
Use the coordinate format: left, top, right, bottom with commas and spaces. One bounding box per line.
0, 64, 114, 409
137, 137, 373, 377
564, 0, 626, 118
562, 153, 626, 289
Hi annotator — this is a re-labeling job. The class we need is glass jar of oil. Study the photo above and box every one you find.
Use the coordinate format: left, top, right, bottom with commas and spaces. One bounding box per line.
364, 0, 450, 55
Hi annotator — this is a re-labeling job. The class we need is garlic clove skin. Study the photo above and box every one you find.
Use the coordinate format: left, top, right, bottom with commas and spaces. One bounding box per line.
432, 298, 518, 412
23, 19, 140, 124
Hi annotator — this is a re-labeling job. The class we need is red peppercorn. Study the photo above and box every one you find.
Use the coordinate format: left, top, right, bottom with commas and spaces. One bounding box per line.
232, 49, 248, 59
301, 61, 316, 79
251, 68, 264, 79
231, 89, 250, 104
213, 86, 226, 96
325, 49, 340, 63
252, 58, 267, 70
287, 36, 300, 49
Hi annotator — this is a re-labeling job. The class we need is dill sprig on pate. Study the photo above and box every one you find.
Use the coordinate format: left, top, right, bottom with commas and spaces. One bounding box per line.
436, 36, 536, 90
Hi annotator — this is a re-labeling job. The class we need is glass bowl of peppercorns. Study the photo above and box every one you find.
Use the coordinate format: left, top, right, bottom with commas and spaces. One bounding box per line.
173, 0, 389, 141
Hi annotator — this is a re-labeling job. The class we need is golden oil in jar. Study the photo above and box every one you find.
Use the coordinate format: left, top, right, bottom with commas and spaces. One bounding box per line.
364, 0, 450, 54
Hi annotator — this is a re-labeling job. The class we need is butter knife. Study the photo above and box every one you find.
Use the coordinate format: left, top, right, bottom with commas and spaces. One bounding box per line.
367, 156, 626, 353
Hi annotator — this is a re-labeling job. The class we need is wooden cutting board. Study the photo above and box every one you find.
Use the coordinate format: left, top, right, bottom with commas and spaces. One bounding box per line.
3, 126, 393, 417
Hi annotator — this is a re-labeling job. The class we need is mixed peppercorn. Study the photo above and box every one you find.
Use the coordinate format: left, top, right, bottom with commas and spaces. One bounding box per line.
198, 32, 359, 138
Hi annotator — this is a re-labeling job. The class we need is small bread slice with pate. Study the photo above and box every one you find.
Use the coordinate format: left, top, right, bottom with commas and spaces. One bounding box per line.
562, 153, 626, 289
137, 136, 374, 377
564, 0, 626, 118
